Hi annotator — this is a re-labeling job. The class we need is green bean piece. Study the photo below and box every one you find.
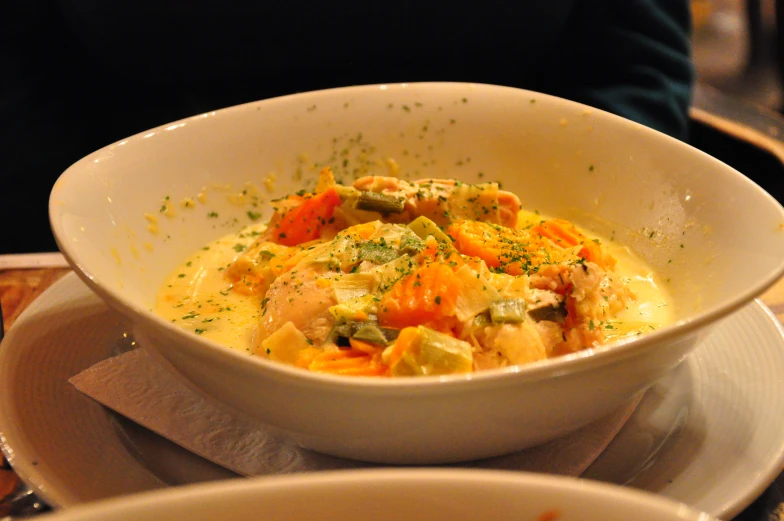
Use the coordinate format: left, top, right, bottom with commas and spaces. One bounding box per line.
326, 323, 353, 347
355, 191, 406, 214
351, 324, 391, 345
527, 303, 567, 323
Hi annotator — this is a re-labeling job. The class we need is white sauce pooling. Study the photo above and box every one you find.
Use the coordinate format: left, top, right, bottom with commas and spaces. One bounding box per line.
155, 224, 266, 352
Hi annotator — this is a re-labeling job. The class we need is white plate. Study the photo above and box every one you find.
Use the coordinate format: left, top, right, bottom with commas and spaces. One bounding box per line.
1, 273, 784, 519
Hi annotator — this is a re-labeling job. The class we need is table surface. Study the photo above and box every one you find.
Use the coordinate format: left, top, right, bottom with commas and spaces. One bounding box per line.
1, 265, 783, 519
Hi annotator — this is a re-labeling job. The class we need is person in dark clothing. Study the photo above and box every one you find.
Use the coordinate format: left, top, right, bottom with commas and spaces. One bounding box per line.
1, 1, 695, 253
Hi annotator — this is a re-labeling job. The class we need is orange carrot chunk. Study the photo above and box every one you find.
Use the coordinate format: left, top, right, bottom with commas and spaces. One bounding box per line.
308, 348, 388, 376
378, 262, 460, 330
448, 218, 616, 274
269, 188, 342, 246
349, 338, 385, 354
384, 327, 419, 369
447, 220, 545, 275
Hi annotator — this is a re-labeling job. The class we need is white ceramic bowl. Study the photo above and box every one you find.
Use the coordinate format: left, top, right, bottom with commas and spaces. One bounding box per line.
50, 82, 784, 464
33, 468, 716, 521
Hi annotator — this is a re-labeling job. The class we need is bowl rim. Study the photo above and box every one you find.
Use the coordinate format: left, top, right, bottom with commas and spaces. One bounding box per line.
50, 81, 784, 391
37, 467, 712, 521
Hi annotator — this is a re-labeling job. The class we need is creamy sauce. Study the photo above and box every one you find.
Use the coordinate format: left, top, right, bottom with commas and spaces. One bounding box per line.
602, 240, 672, 341
155, 215, 674, 354
155, 224, 266, 352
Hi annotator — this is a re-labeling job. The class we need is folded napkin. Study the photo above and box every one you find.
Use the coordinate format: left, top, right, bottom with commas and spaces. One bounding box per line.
70, 348, 641, 476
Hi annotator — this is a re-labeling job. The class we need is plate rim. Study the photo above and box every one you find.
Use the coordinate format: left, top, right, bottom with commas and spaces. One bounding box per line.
714, 302, 784, 518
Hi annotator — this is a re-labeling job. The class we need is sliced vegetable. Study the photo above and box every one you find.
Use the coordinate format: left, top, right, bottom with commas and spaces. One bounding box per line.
352, 323, 400, 345
472, 312, 491, 328
489, 298, 527, 324
378, 262, 460, 330
408, 216, 453, 244
349, 337, 385, 354
258, 322, 312, 364
355, 191, 406, 214
305, 233, 360, 270
448, 220, 526, 275
308, 348, 388, 376
419, 235, 464, 267
527, 303, 567, 323
269, 188, 342, 246
399, 234, 425, 255
332, 273, 376, 302
452, 264, 500, 322
326, 320, 398, 347
384, 326, 473, 376
294, 346, 322, 368
326, 323, 353, 347
372, 254, 416, 293
358, 241, 398, 265
329, 294, 378, 322
447, 219, 571, 275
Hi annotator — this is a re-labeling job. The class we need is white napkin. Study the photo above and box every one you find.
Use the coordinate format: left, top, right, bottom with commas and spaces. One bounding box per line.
69, 347, 641, 476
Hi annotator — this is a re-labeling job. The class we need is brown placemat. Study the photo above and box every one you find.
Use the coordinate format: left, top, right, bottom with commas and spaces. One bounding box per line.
0, 267, 71, 516
0, 268, 71, 333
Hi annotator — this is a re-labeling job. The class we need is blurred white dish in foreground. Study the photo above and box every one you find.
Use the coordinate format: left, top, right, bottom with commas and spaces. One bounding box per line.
31, 468, 717, 521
